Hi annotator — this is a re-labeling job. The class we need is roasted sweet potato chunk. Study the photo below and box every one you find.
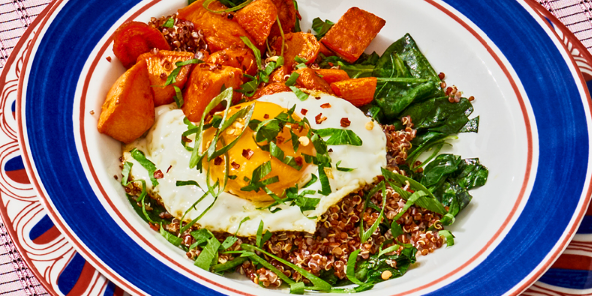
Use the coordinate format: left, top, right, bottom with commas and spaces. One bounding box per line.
235, 0, 277, 46
177, 0, 258, 52
139, 50, 196, 106
270, 65, 288, 83
268, 0, 296, 39
250, 83, 291, 100
330, 77, 377, 107
295, 67, 332, 94
206, 46, 258, 76
315, 69, 349, 84
112, 21, 171, 68
321, 7, 385, 63
272, 32, 320, 70
98, 60, 155, 143
182, 64, 243, 122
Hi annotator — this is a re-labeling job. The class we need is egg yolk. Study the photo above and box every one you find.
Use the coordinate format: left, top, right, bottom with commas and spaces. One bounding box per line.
202, 101, 315, 202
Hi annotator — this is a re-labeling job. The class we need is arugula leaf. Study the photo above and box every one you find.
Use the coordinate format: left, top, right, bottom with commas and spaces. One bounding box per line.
311, 17, 335, 40
315, 128, 363, 146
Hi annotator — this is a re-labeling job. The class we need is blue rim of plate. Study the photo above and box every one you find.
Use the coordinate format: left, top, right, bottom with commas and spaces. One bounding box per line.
18, 0, 591, 295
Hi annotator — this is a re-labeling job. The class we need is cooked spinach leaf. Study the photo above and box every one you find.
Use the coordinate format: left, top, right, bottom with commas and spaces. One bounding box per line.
311, 17, 335, 40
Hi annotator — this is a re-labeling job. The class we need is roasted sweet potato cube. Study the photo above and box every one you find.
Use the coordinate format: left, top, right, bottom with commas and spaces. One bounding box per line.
271, 32, 320, 70
330, 77, 377, 107
182, 64, 243, 122
98, 60, 155, 143
315, 69, 349, 84
295, 67, 332, 94
268, 0, 296, 39
178, 0, 227, 22
270, 65, 289, 83
321, 7, 385, 63
206, 46, 258, 76
318, 43, 335, 58
113, 21, 171, 68
250, 83, 291, 100
235, 0, 277, 46
177, 0, 258, 52
139, 50, 196, 106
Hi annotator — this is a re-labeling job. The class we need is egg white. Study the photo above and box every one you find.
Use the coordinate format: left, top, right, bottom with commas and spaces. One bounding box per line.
123, 92, 386, 236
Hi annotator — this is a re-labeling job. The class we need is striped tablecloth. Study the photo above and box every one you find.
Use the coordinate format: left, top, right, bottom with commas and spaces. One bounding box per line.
1, 0, 592, 295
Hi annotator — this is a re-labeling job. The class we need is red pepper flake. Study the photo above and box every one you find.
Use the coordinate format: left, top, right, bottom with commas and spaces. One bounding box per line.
295, 156, 303, 167
149, 222, 160, 232
214, 156, 223, 165
160, 72, 167, 79
340, 118, 351, 127
320, 103, 331, 109
328, 148, 333, 153
438, 72, 445, 80
182, 136, 192, 143
328, 62, 334, 67
153, 170, 164, 179
106, 56, 112, 62
301, 108, 308, 115
315, 96, 321, 100
242, 149, 254, 160
167, 165, 173, 173
468, 96, 475, 101
113, 175, 118, 180
231, 162, 241, 169
264, 114, 270, 119
276, 136, 285, 144
315, 113, 327, 124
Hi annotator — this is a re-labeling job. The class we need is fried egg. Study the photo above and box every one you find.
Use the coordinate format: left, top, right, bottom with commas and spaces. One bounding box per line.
123, 92, 386, 236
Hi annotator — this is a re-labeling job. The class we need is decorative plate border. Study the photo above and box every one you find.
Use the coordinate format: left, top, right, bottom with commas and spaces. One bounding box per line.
0, 0, 591, 295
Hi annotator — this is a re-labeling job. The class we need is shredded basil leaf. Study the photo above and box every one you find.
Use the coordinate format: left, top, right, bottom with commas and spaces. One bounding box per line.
160, 224, 182, 246
194, 236, 221, 270
176, 180, 200, 187
289, 86, 309, 101
336, 160, 354, 172
315, 128, 363, 146
130, 148, 160, 187
285, 72, 300, 86
241, 244, 332, 291
163, 18, 175, 28
439, 230, 455, 246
